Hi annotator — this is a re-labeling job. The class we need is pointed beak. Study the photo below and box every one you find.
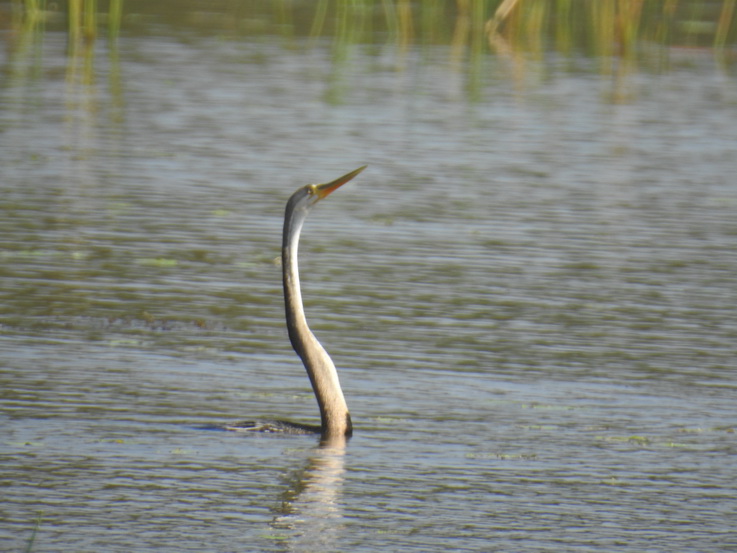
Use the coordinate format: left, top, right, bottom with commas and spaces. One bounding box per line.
314, 165, 367, 199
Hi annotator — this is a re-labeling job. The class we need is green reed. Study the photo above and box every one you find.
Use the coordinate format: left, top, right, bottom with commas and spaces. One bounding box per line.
16, 0, 122, 43
23, 512, 43, 553
12, 0, 736, 52
469, 0, 726, 50
300, 0, 735, 50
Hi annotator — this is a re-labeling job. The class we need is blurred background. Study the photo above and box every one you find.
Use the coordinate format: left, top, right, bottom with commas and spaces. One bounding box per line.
2, 1, 736, 552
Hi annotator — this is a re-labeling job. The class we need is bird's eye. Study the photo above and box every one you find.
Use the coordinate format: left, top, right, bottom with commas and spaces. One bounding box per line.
307, 185, 317, 195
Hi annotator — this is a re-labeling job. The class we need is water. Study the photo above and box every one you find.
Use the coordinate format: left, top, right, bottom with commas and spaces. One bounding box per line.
2, 13, 737, 553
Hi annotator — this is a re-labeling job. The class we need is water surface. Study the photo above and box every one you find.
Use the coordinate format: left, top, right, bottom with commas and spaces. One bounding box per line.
2, 11, 737, 553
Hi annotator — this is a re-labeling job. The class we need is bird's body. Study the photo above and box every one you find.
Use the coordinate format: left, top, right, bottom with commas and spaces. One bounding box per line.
227, 166, 366, 439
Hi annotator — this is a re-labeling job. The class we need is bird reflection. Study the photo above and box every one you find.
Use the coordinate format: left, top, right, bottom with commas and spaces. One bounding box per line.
270, 435, 348, 549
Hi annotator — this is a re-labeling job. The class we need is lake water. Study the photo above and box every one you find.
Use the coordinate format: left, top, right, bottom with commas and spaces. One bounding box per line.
1, 7, 737, 553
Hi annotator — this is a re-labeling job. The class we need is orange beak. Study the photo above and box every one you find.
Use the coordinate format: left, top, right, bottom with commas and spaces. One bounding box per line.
314, 165, 367, 199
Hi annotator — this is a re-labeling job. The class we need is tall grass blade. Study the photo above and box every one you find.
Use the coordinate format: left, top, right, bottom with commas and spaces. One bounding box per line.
24, 512, 43, 553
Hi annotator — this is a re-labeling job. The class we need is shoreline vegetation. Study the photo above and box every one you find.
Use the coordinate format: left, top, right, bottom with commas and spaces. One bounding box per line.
4, 1, 735, 108
6, 0, 736, 54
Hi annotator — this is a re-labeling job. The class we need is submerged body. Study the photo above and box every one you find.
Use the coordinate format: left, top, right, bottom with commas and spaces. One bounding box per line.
228, 166, 366, 438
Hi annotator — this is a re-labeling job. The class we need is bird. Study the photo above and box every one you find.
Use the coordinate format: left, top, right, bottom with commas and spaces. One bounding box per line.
226, 166, 367, 438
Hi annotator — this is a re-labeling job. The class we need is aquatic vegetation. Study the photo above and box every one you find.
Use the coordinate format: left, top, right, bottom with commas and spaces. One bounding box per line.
23, 512, 43, 553
11, 0, 736, 52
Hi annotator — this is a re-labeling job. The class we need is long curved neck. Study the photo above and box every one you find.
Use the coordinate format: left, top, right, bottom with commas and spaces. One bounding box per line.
282, 203, 352, 437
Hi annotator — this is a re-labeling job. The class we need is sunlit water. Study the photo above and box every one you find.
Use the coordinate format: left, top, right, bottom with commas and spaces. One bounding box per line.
2, 27, 737, 553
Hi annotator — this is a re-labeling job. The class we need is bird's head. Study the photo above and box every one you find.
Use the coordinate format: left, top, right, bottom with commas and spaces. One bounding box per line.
289, 165, 367, 212
283, 165, 367, 250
